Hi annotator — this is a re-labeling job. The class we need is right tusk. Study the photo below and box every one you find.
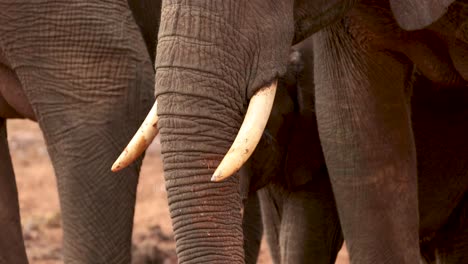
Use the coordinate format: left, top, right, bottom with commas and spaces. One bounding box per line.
111, 101, 159, 172
211, 81, 277, 182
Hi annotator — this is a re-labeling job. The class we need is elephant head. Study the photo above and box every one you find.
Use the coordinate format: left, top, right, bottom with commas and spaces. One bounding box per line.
113, 0, 456, 262
112, 1, 356, 262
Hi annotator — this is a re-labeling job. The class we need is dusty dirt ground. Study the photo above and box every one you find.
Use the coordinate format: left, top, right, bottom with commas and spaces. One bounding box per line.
8, 119, 349, 264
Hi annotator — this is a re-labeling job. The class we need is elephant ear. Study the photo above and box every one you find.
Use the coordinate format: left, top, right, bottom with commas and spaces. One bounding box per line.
390, 0, 455, 30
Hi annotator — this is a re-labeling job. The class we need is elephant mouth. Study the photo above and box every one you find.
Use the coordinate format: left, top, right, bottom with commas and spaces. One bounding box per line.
112, 80, 278, 182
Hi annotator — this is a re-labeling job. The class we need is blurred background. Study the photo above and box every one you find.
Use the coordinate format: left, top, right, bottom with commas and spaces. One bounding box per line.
8, 119, 348, 264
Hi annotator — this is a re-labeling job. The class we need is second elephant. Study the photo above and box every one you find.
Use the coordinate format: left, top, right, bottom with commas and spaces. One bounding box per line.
242, 38, 468, 264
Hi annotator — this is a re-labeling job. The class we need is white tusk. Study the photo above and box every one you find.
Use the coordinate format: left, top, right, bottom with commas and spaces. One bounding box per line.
111, 101, 159, 172
211, 81, 277, 182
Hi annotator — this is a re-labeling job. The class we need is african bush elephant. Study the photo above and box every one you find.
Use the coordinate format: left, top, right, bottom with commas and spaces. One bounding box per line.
129, 1, 267, 262
0, 1, 159, 263
242, 38, 467, 264
115, 0, 467, 263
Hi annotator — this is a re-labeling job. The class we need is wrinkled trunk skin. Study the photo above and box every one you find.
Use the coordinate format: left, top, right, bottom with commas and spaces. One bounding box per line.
157, 94, 244, 263
154, 1, 294, 263
314, 20, 420, 263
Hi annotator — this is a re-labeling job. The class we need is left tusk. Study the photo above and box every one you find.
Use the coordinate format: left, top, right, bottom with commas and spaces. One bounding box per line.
211, 81, 277, 182
111, 101, 159, 172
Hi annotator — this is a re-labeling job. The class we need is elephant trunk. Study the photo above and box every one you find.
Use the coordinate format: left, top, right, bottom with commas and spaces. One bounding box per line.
156, 92, 245, 262
115, 1, 295, 261
152, 2, 252, 262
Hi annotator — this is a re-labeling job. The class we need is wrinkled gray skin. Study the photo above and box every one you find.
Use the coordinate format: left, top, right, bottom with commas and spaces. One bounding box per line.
0, 1, 159, 263
241, 37, 468, 264
151, 0, 356, 262
313, 2, 468, 262
148, 0, 468, 262
0, 0, 262, 263
129, 1, 274, 262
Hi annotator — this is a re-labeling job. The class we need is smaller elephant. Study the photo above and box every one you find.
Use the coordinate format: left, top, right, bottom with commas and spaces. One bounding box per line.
241, 37, 468, 264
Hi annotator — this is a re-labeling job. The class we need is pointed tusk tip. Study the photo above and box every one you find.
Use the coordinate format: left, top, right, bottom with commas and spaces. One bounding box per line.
211, 177, 218, 182
111, 159, 125, 172
211, 171, 225, 182
210, 174, 220, 182
111, 164, 121, 172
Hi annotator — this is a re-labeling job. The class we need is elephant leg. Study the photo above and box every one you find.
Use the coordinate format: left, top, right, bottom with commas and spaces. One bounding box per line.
313, 20, 419, 263
0, 2, 154, 262
31, 69, 152, 262
239, 163, 264, 263
279, 177, 343, 264
242, 192, 263, 264
0, 118, 28, 264
258, 185, 283, 264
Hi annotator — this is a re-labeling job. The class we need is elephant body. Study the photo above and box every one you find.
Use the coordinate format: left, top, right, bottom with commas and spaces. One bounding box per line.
0, 1, 158, 263
312, 3, 468, 262
242, 38, 468, 263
